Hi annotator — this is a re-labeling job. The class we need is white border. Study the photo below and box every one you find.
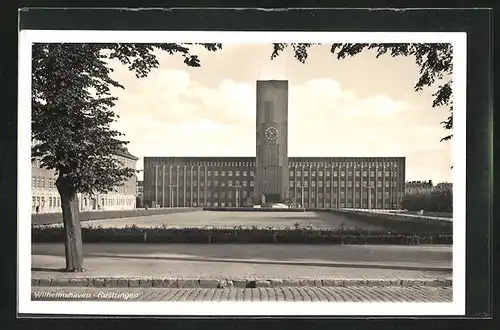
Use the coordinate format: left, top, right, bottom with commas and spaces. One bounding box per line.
18, 30, 467, 316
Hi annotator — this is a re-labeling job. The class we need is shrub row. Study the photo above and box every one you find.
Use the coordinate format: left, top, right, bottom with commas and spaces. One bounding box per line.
32, 208, 199, 226
402, 186, 453, 213
330, 209, 453, 235
32, 226, 452, 245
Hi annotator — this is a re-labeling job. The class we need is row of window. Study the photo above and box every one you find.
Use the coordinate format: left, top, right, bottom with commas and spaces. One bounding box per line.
152, 180, 256, 188
292, 191, 394, 198
32, 177, 56, 189
32, 196, 60, 208
290, 170, 398, 177
154, 170, 256, 177
148, 160, 401, 168
148, 160, 255, 167
288, 161, 400, 168
154, 190, 251, 199
290, 180, 397, 188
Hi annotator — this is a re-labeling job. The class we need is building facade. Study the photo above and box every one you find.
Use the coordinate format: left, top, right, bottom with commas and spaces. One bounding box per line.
143, 156, 405, 209
143, 80, 406, 210
31, 150, 139, 213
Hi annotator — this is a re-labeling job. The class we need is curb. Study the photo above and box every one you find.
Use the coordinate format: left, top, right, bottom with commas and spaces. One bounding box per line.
32, 277, 453, 289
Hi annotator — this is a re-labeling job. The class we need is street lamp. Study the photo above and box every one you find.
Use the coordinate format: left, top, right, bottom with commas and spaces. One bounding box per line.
296, 183, 305, 208
234, 182, 241, 207
363, 183, 375, 211
169, 182, 177, 208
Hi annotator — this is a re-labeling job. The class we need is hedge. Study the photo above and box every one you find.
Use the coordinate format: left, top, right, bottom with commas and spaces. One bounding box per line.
32, 208, 199, 226
329, 209, 453, 235
32, 226, 452, 245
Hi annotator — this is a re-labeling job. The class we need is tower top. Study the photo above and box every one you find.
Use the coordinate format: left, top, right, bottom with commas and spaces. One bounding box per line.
257, 80, 288, 83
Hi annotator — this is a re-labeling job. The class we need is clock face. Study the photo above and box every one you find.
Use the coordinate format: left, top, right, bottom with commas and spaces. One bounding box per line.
264, 126, 279, 141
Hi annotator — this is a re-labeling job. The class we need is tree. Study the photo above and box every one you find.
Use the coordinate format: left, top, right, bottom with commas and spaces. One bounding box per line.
270, 43, 453, 142
31, 43, 221, 271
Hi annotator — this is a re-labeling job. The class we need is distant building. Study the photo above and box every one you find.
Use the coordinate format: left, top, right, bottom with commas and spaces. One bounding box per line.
143, 80, 406, 210
31, 149, 139, 213
405, 180, 434, 194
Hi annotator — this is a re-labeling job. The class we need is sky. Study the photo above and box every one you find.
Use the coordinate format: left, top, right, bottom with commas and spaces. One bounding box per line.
107, 44, 452, 184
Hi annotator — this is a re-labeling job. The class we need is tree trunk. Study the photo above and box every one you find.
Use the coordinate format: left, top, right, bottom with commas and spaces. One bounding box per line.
56, 176, 84, 272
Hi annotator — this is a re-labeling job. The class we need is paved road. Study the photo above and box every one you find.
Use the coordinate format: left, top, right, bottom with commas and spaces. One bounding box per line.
31, 286, 452, 302
72, 211, 387, 230
32, 243, 452, 279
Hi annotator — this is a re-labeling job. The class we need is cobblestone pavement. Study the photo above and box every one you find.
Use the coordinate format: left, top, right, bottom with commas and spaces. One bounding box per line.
32, 286, 452, 302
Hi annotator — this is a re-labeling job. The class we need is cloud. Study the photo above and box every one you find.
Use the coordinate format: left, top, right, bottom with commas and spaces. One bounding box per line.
107, 59, 450, 183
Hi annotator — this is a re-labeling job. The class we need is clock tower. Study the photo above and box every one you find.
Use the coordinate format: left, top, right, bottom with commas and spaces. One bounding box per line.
255, 80, 289, 203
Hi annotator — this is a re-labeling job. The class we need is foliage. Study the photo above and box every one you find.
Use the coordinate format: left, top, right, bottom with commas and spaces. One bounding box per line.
402, 185, 453, 213
31, 43, 222, 197
270, 43, 453, 142
32, 225, 453, 245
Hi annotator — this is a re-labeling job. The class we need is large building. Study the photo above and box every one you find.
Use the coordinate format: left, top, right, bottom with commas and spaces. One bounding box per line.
31, 149, 139, 213
144, 80, 406, 209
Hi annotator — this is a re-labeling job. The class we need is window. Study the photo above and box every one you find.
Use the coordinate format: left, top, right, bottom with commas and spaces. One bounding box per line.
348, 181, 353, 187
304, 181, 309, 187
341, 171, 345, 177
377, 181, 382, 188
385, 181, 390, 187
326, 171, 331, 177
208, 171, 212, 177
289, 171, 294, 177
355, 171, 360, 176
378, 171, 382, 177
341, 181, 345, 188
32, 196, 35, 208
370, 171, 375, 177
242, 181, 247, 187
326, 181, 330, 187
304, 171, 309, 177
221, 192, 225, 198
333, 181, 338, 187
333, 171, 338, 177
319, 181, 323, 187
214, 171, 219, 176
228, 181, 233, 187
312, 171, 316, 177
311, 181, 316, 188
250, 171, 254, 177
250, 181, 254, 187
228, 191, 232, 198
319, 171, 323, 177
243, 171, 247, 176
348, 171, 352, 177
236, 171, 240, 176
297, 171, 301, 177
221, 182, 225, 187
289, 181, 294, 187
228, 171, 232, 177
363, 171, 368, 177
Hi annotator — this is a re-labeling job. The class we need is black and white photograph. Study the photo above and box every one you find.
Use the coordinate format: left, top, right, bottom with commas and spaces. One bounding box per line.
18, 28, 467, 316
